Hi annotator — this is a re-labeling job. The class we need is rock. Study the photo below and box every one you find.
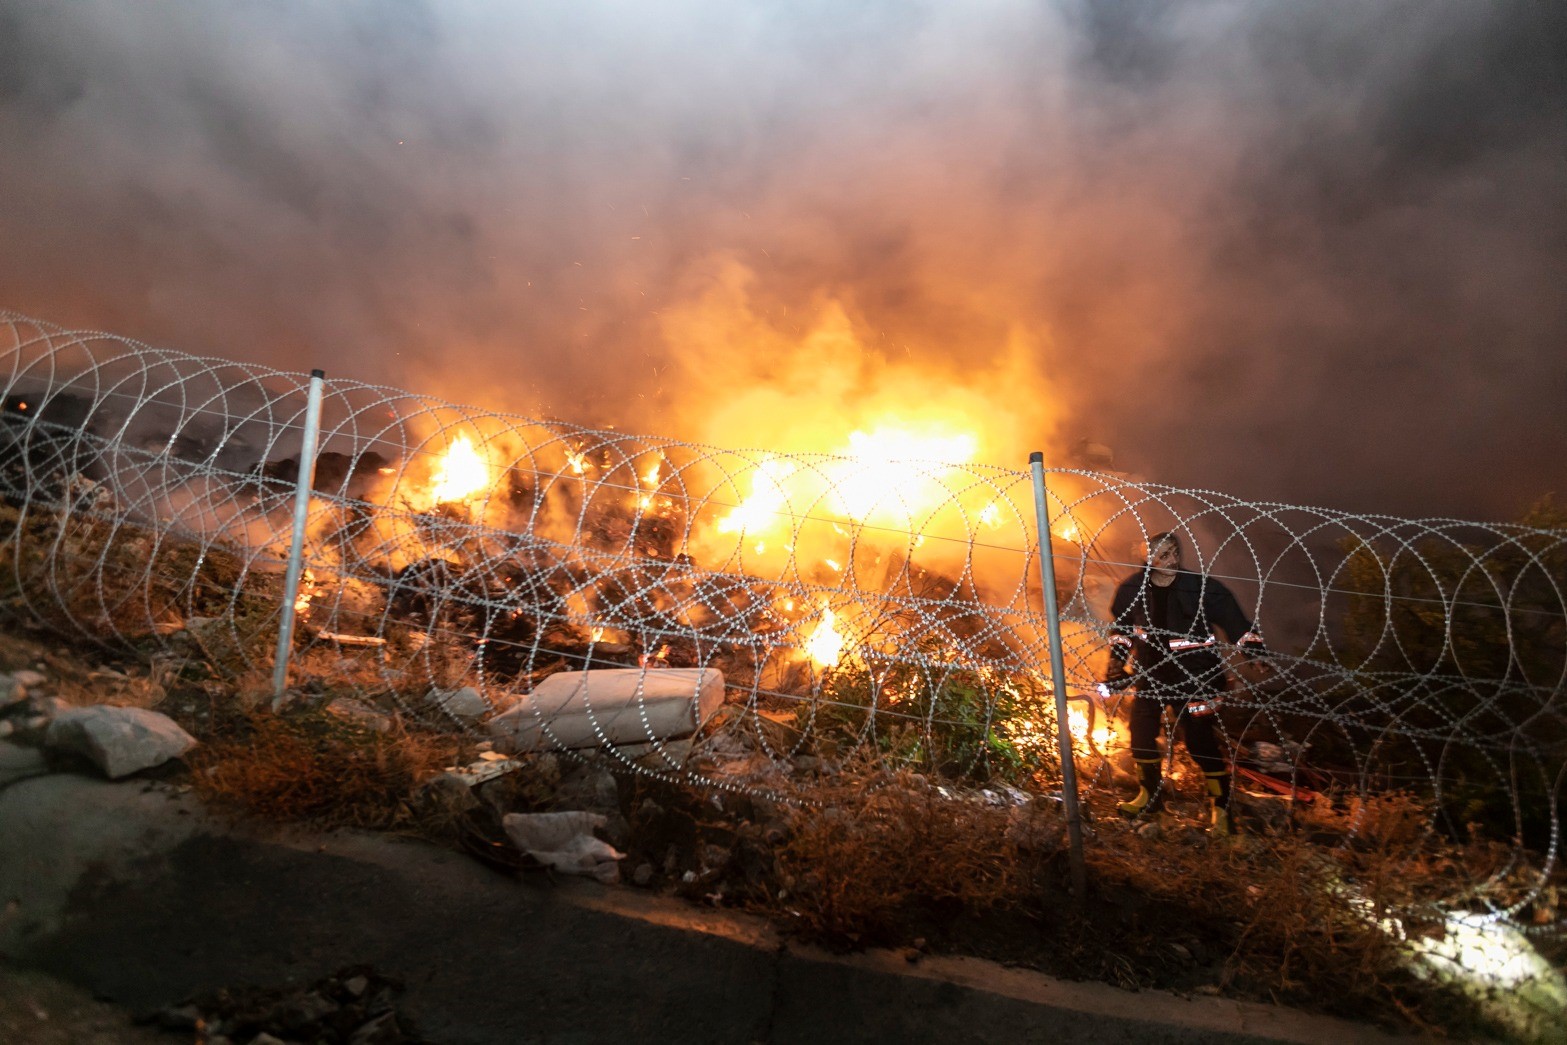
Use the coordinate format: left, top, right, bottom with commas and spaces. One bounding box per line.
1234, 792, 1294, 833
426, 685, 488, 723
43, 705, 197, 778
277, 990, 336, 1030
419, 772, 482, 813
488, 667, 725, 752
0, 720, 12, 738
698, 843, 732, 872
554, 763, 620, 813
30, 695, 72, 720
347, 1011, 400, 1045
325, 697, 393, 733
632, 863, 655, 887
10, 669, 45, 689
152, 1004, 204, 1031
502, 811, 626, 884
1136, 820, 1163, 841
0, 674, 24, 707
343, 975, 370, 999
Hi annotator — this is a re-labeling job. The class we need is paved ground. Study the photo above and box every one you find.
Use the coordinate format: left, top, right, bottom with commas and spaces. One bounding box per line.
0, 742, 1414, 1044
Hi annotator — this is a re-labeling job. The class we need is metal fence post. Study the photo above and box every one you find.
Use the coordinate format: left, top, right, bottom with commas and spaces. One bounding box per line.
271, 368, 326, 705
1029, 451, 1088, 900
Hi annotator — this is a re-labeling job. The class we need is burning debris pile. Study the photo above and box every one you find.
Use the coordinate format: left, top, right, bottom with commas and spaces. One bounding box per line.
3, 310, 1566, 949
0, 313, 1092, 797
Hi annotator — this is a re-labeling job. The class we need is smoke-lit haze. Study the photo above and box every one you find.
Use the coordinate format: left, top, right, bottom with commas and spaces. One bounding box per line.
1, 0, 1563, 520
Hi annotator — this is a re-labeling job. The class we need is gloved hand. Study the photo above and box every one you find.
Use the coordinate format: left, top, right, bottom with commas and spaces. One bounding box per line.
1237, 630, 1268, 660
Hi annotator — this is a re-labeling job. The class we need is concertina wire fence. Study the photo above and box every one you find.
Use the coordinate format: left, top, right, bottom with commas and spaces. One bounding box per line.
1, 309, 1563, 931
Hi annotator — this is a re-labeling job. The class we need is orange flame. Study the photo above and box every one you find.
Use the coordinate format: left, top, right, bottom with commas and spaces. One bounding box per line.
805, 604, 846, 668
429, 434, 491, 504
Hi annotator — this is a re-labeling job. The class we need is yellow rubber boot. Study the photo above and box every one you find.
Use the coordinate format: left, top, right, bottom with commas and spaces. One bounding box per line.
1118, 788, 1153, 817
1204, 770, 1233, 836
1120, 758, 1164, 818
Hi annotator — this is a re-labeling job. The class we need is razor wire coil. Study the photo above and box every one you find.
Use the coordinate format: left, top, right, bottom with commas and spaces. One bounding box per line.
1, 308, 1564, 934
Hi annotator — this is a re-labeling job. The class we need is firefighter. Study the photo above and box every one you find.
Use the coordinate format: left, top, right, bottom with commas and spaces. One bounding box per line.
1101, 531, 1266, 835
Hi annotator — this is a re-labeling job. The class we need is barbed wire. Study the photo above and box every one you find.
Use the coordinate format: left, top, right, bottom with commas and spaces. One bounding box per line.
2, 308, 1563, 937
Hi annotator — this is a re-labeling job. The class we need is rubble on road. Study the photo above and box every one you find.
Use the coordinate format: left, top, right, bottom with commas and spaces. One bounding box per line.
140, 964, 430, 1045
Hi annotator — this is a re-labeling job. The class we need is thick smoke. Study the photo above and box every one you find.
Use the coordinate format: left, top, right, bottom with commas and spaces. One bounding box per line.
1, 0, 1563, 519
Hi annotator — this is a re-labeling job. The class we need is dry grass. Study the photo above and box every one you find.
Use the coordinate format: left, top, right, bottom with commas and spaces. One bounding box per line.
746, 769, 1540, 1036
188, 707, 467, 830
771, 772, 1052, 945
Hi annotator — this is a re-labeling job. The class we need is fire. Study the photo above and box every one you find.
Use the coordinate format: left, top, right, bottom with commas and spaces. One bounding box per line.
293, 568, 317, 616
429, 434, 491, 504
710, 422, 983, 563
1067, 705, 1117, 753
717, 457, 796, 535
829, 427, 978, 524
805, 605, 846, 668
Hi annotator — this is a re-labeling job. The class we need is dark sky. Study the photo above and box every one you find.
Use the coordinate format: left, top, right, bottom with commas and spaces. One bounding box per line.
1, 0, 1564, 522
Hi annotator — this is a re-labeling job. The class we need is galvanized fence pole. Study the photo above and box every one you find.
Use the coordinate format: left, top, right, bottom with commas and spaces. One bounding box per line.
271, 368, 326, 705
1028, 451, 1088, 900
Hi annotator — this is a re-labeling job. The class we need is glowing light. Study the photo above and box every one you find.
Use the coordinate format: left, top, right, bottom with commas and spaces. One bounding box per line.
1372, 906, 1567, 1039
294, 568, 316, 616
829, 426, 977, 524
824, 558, 842, 572
429, 435, 490, 504
806, 605, 846, 668
1053, 519, 1080, 543
717, 457, 796, 535
566, 449, 590, 474
979, 502, 1002, 529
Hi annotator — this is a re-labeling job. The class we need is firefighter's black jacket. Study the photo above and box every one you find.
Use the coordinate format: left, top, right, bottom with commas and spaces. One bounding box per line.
1107, 569, 1255, 695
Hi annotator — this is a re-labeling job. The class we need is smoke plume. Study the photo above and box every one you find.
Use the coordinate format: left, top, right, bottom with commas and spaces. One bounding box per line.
1, 0, 1563, 519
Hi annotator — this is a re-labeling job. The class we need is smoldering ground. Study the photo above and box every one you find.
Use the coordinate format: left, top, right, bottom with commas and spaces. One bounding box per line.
1, 1, 1564, 520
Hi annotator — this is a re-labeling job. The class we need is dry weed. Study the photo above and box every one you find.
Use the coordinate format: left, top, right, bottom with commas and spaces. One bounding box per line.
188, 708, 465, 830
772, 772, 1053, 946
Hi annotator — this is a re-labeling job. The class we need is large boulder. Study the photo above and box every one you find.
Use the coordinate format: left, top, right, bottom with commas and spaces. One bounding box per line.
488, 667, 724, 752
44, 705, 197, 778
